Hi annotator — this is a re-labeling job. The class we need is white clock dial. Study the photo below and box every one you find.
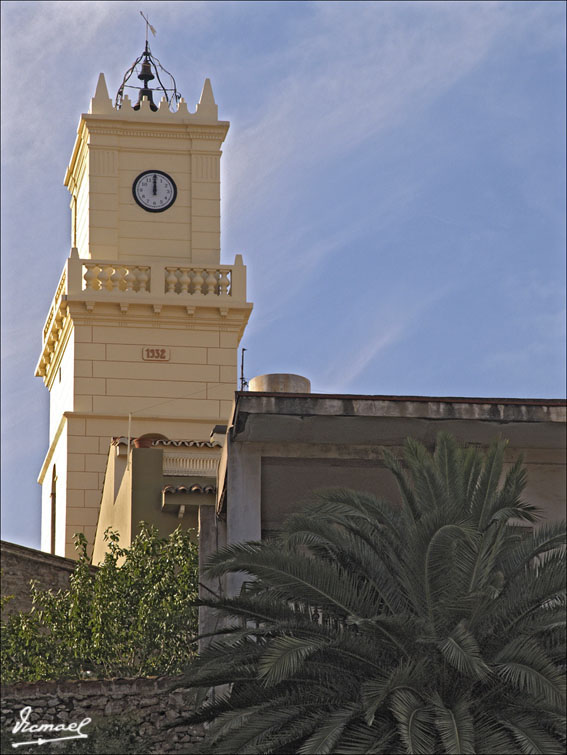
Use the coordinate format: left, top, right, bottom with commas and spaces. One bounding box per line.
133, 170, 177, 212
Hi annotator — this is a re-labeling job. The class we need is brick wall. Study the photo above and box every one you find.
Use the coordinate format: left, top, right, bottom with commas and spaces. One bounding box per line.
1, 675, 205, 753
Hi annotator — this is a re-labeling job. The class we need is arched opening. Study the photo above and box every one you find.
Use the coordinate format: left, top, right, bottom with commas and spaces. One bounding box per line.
133, 432, 169, 448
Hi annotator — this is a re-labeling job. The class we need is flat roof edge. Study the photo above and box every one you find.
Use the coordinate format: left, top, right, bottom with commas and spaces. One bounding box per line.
236, 392, 566, 407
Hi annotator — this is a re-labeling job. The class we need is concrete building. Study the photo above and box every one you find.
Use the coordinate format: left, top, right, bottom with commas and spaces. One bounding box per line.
206, 384, 566, 601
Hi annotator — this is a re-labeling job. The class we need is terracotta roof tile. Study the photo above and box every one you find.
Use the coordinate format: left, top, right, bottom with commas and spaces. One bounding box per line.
162, 484, 216, 495
111, 437, 221, 448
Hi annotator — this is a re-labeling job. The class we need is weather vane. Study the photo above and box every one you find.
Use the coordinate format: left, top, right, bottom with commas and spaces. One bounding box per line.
140, 10, 156, 42
115, 12, 181, 112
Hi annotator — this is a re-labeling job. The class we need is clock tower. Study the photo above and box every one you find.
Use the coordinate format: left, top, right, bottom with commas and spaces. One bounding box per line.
35, 46, 252, 558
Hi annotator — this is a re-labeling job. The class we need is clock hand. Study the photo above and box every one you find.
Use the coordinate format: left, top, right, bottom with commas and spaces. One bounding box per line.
153, 174, 157, 195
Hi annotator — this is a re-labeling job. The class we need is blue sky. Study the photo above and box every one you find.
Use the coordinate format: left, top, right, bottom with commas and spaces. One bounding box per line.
1, 1, 565, 549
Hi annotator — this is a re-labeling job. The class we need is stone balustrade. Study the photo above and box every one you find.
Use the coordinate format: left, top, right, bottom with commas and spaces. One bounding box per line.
81, 263, 233, 297
82, 263, 151, 293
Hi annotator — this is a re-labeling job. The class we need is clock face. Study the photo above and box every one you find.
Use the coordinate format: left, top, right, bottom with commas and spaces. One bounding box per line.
133, 170, 177, 212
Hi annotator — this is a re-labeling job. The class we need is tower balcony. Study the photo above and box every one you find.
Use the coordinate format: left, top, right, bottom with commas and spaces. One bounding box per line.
35, 249, 251, 381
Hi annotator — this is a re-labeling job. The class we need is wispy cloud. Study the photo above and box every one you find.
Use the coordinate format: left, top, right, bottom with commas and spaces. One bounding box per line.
317, 280, 454, 391
220, 0, 564, 340
225, 1, 558, 216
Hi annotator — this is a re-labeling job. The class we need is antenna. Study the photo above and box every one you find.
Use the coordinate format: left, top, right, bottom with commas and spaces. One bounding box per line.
240, 348, 249, 391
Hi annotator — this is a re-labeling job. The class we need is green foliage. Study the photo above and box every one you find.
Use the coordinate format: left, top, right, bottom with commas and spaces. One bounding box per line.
182, 433, 566, 754
1, 524, 199, 682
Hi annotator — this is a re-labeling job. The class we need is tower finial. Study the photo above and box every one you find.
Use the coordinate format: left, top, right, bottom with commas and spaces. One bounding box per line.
115, 19, 181, 112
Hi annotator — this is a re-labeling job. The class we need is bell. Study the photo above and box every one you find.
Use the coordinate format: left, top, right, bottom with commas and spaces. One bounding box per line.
133, 58, 157, 111
138, 60, 155, 83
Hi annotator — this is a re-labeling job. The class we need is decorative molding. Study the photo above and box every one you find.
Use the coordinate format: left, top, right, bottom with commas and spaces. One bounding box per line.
163, 455, 219, 477
87, 127, 225, 141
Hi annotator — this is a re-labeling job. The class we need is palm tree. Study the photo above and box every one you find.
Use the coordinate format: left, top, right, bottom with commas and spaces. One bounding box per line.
182, 433, 566, 754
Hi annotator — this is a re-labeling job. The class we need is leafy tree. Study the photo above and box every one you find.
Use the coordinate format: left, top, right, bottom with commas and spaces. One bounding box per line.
1, 524, 199, 682
182, 433, 566, 754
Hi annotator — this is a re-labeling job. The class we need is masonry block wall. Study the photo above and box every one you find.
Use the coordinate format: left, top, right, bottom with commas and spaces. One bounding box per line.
1, 676, 204, 753
0, 542, 83, 617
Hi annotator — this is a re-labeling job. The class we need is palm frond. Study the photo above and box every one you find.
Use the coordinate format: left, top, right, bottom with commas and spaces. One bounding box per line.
432, 694, 475, 755
382, 446, 420, 522
335, 717, 397, 754
439, 620, 491, 680
240, 710, 328, 754
494, 637, 566, 711
283, 515, 409, 615
489, 555, 566, 638
257, 634, 328, 687
499, 521, 566, 579
205, 540, 382, 619
403, 437, 448, 515
207, 704, 318, 754
471, 438, 507, 530
288, 488, 408, 548
433, 432, 466, 513
500, 713, 566, 755
361, 660, 427, 725
473, 712, 517, 754
298, 704, 359, 754
389, 688, 436, 755
461, 445, 484, 508
423, 521, 477, 627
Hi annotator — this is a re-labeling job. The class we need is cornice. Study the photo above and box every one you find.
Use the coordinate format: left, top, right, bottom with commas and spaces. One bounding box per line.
62, 411, 228, 424
37, 316, 73, 389
67, 297, 252, 329
87, 127, 226, 140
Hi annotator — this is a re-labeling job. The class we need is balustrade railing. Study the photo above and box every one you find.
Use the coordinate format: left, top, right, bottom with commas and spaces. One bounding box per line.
80, 263, 233, 297
37, 251, 247, 378
163, 454, 219, 477
83, 263, 151, 293
164, 266, 231, 296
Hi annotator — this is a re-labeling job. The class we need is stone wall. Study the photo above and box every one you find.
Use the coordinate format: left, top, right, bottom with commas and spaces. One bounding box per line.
0, 541, 85, 617
1, 675, 204, 753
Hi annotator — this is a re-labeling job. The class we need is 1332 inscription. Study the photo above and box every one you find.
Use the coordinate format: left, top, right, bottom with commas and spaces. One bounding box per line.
142, 347, 170, 361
